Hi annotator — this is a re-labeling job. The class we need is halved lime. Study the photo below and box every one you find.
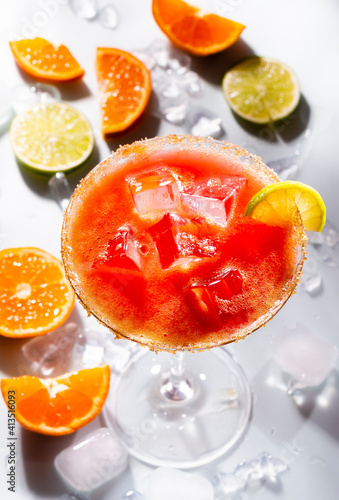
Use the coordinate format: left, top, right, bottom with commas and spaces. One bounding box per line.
222, 56, 300, 124
245, 180, 326, 232
10, 102, 94, 174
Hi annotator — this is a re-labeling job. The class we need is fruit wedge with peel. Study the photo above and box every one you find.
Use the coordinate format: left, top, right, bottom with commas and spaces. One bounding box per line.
245, 181, 326, 232
9, 38, 84, 82
10, 102, 94, 174
1, 366, 110, 435
223, 56, 300, 123
96, 47, 151, 137
0, 247, 75, 337
152, 0, 245, 56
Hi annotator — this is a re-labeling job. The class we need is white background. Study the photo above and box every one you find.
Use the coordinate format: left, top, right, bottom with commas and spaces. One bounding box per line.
0, 0, 339, 499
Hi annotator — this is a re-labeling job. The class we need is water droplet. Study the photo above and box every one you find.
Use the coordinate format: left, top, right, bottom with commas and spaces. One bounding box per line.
301, 273, 322, 296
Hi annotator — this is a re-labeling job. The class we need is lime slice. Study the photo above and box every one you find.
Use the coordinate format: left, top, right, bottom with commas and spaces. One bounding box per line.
222, 56, 300, 124
245, 180, 326, 232
10, 102, 94, 174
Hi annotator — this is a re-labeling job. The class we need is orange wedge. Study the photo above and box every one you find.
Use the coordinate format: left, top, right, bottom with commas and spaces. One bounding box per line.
0, 247, 75, 338
9, 38, 85, 82
96, 47, 151, 137
1, 366, 110, 435
152, 0, 245, 56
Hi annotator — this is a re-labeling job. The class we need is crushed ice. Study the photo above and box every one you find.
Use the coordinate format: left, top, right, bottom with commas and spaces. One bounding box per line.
213, 452, 288, 499
135, 39, 224, 133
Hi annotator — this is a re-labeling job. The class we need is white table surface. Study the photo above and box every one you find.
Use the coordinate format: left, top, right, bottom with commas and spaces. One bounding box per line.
1, 0, 339, 499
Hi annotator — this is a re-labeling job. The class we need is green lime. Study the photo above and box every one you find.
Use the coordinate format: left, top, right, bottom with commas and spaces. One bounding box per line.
245, 180, 326, 232
10, 102, 94, 174
222, 56, 300, 124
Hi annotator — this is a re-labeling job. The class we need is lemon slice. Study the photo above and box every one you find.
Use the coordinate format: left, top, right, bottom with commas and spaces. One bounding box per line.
10, 102, 94, 174
222, 56, 300, 124
245, 181, 326, 232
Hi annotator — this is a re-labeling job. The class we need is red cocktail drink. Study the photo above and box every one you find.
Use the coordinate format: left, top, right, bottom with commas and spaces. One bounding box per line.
61, 135, 306, 468
62, 135, 305, 351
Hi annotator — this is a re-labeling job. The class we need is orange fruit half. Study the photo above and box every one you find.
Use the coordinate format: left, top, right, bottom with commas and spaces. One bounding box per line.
0, 247, 75, 338
9, 37, 85, 82
1, 366, 110, 435
96, 47, 151, 137
152, 0, 245, 56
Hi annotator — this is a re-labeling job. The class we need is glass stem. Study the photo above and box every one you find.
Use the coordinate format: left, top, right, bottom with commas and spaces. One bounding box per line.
160, 351, 194, 402
170, 350, 185, 379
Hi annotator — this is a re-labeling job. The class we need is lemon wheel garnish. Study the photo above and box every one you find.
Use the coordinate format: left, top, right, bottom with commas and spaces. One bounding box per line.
10, 102, 94, 174
245, 180, 326, 232
222, 56, 300, 124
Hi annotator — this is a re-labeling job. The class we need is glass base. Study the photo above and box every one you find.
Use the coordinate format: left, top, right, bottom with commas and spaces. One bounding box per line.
103, 347, 252, 469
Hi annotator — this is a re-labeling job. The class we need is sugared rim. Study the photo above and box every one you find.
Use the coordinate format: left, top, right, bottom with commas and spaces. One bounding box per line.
61, 134, 307, 352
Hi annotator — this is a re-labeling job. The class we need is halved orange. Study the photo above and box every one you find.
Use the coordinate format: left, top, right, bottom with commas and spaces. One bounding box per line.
1, 366, 110, 435
0, 247, 75, 338
152, 0, 245, 56
9, 38, 85, 82
96, 47, 151, 137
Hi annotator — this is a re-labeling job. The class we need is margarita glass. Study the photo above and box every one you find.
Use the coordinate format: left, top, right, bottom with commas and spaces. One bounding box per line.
61, 135, 306, 468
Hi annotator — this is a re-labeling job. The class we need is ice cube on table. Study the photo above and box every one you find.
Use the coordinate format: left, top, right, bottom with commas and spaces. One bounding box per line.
167, 49, 191, 75
147, 39, 170, 69
55, 427, 128, 492
73, 331, 136, 372
181, 176, 247, 225
155, 77, 181, 99
214, 452, 287, 498
49, 172, 72, 212
308, 220, 339, 248
271, 324, 338, 391
132, 51, 156, 71
313, 244, 338, 267
144, 467, 213, 500
180, 71, 204, 97
158, 93, 188, 124
190, 270, 243, 322
98, 4, 119, 29
128, 170, 181, 218
70, 0, 98, 19
148, 213, 217, 268
322, 220, 339, 248
301, 273, 322, 296
150, 64, 189, 123
22, 322, 79, 377
103, 339, 136, 373
213, 471, 246, 498
11, 82, 61, 115
234, 452, 287, 484
148, 39, 191, 75
185, 106, 223, 138
307, 230, 325, 246
252, 452, 288, 483
72, 329, 106, 369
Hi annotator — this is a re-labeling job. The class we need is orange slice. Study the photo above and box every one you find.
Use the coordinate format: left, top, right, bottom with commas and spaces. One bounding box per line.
152, 0, 245, 56
96, 47, 151, 137
9, 38, 85, 82
1, 366, 110, 435
0, 247, 75, 338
